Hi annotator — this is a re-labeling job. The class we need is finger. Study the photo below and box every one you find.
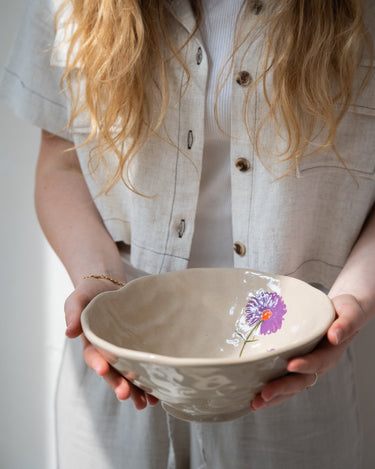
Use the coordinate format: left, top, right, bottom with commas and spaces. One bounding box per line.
146, 394, 159, 407
81, 335, 111, 375
327, 295, 367, 345
258, 372, 316, 403
126, 382, 149, 410
251, 370, 318, 411
64, 289, 92, 338
145, 393, 159, 407
287, 337, 348, 374
251, 392, 296, 411
81, 336, 149, 410
101, 368, 150, 410
101, 367, 132, 400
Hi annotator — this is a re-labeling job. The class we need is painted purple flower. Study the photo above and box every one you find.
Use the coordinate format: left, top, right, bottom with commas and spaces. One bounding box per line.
239, 291, 287, 357
245, 291, 287, 335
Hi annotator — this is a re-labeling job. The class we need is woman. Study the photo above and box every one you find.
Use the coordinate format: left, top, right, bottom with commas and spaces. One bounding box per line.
1, 0, 374, 467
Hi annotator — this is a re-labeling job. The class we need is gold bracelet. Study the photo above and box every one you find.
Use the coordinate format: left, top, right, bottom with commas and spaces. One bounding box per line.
82, 274, 126, 287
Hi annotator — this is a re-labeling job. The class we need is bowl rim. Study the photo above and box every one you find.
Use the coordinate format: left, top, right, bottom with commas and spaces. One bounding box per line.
82, 320, 330, 367
81, 269, 336, 367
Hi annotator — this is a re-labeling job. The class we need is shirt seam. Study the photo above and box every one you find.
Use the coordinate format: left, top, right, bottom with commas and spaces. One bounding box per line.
298, 163, 375, 177
246, 58, 260, 264
285, 258, 343, 276
132, 241, 189, 261
158, 44, 189, 273
4, 67, 67, 109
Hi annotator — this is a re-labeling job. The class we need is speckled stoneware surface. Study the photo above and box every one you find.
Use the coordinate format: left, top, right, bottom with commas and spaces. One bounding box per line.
81, 268, 335, 422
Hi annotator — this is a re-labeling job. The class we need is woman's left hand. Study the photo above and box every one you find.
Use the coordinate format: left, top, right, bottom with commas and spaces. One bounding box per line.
250, 294, 368, 411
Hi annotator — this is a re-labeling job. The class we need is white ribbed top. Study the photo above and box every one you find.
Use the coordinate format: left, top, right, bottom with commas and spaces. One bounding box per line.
188, 0, 243, 268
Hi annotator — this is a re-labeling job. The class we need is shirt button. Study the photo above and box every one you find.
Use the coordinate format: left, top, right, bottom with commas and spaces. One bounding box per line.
177, 219, 186, 238
196, 46, 203, 65
235, 157, 252, 172
251, 0, 263, 15
233, 242, 247, 257
187, 130, 194, 149
235, 71, 252, 87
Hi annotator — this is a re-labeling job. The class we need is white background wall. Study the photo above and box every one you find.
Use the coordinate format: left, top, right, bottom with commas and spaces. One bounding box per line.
1, 1, 374, 468
0, 1, 70, 468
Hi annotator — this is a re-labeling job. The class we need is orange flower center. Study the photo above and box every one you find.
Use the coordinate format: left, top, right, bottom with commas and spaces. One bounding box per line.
261, 310, 272, 321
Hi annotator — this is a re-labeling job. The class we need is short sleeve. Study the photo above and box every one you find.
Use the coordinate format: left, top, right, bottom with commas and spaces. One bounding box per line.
0, 0, 72, 141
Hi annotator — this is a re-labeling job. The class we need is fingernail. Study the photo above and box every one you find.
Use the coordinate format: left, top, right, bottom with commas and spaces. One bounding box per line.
251, 395, 265, 411
136, 396, 147, 410
335, 328, 343, 345
252, 401, 266, 411
251, 401, 259, 411
263, 393, 276, 403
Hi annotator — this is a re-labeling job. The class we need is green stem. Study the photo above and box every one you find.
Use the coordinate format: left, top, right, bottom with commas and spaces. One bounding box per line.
239, 321, 262, 357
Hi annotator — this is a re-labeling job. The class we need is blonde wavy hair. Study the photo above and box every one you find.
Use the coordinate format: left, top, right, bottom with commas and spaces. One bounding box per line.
57, 0, 373, 192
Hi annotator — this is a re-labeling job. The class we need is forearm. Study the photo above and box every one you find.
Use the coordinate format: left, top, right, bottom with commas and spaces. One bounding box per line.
329, 204, 375, 317
35, 130, 126, 287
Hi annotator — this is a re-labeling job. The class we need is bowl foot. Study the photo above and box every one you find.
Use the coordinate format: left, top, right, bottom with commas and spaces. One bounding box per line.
161, 402, 252, 423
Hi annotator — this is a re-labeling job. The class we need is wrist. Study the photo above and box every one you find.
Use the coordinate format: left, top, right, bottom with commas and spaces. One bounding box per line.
82, 274, 126, 288
69, 256, 127, 287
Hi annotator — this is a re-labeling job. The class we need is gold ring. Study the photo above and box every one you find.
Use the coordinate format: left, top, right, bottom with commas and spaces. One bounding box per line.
307, 372, 318, 388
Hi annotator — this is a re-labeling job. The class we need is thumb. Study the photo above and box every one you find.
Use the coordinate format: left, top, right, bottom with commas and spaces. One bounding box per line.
64, 288, 92, 338
327, 294, 367, 346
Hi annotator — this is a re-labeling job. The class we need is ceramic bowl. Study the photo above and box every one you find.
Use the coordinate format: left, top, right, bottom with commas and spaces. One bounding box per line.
81, 268, 335, 423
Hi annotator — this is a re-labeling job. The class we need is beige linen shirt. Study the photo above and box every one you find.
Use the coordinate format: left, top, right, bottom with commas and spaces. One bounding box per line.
2, 0, 375, 290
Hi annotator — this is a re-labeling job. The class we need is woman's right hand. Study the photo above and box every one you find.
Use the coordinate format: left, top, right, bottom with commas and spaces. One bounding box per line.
35, 130, 158, 409
64, 277, 159, 410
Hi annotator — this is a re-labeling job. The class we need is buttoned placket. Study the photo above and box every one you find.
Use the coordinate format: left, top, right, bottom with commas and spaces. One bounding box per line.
230, 29, 261, 268
161, 0, 261, 272
158, 34, 208, 273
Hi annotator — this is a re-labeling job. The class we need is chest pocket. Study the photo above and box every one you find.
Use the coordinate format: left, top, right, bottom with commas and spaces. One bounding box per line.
298, 63, 375, 180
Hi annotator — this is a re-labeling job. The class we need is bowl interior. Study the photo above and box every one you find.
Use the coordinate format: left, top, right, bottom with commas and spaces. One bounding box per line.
82, 268, 335, 361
